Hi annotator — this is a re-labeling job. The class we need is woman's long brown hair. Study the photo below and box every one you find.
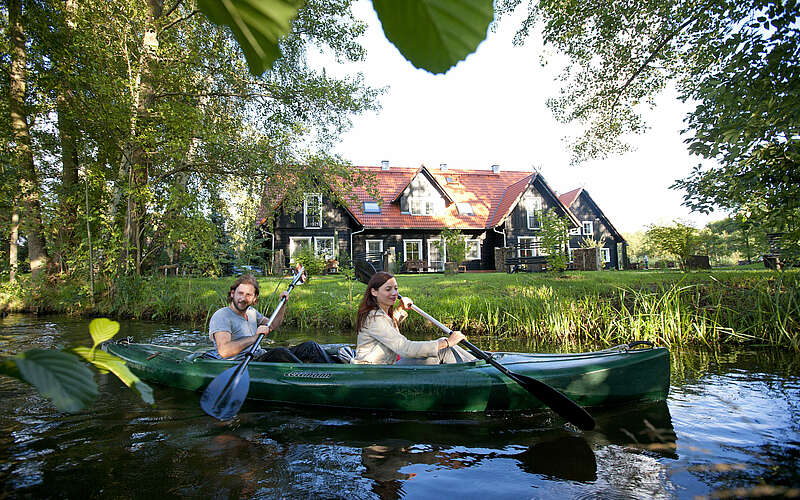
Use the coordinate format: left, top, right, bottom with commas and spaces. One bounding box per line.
355, 271, 396, 333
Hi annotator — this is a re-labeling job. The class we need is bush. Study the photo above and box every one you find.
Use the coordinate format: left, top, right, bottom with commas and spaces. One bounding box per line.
291, 246, 325, 278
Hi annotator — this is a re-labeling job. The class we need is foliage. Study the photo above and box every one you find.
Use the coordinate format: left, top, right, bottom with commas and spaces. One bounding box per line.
645, 222, 699, 270
499, 0, 799, 259
437, 228, 466, 272
199, 0, 495, 75
290, 245, 325, 278
0, 318, 153, 412
538, 209, 570, 273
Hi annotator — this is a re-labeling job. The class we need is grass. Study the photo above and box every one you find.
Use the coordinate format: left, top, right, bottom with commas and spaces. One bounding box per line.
1, 269, 798, 349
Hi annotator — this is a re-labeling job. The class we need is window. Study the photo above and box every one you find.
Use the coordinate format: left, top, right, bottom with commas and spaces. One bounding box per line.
304, 193, 322, 229
363, 201, 380, 214
568, 247, 576, 261
582, 221, 594, 235
315, 237, 335, 260
526, 196, 542, 230
518, 236, 541, 257
428, 239, 445, 271
465, 238, 481, 260
409, 197, 436, 215
289, 237, 312, 260
404, 239, 422, 261
366, 240, 383, 261
569, 227, 581, 236
456, 202, 474, 215
601, 248, 611, 263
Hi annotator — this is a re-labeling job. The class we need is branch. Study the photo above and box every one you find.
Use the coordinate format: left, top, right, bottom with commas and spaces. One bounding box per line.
612, 13, 700, 107
159, 9, 198, 34
152, 91, 274, 100
164, 0, 184, 19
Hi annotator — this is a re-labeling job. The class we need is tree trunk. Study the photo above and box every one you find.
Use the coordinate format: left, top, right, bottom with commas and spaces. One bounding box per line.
9, 0, 48, 279
9, 199, 20, 283
55, 0, 80, 273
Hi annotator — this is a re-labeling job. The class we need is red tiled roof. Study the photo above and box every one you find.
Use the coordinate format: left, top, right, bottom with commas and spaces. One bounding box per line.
558, 188, 583, 208
348, 166, 532, 229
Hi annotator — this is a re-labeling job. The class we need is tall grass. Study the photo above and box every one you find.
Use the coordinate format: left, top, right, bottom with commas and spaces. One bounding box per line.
2, 269, 798, 349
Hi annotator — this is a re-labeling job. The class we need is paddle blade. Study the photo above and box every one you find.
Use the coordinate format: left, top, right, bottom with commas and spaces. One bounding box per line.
507, 370, 596, 431
354, 260, 377, 285
200, 364, 251, 420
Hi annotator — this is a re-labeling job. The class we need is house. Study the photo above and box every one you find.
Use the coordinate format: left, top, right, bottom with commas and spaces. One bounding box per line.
259, 163, 619, 272
558, 188, 628, 270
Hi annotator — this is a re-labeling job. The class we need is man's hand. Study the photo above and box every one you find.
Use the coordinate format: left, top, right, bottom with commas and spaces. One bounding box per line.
256, 324, 271, 335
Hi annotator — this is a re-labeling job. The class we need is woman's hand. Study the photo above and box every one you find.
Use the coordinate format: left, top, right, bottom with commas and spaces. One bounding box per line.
446, 331, 466, 348
397, 296, 414, 310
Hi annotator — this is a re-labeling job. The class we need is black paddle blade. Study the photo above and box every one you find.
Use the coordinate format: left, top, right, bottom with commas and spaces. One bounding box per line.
506, 370, 596, 431
200, 364, 251, 420
354, 260, 377, 285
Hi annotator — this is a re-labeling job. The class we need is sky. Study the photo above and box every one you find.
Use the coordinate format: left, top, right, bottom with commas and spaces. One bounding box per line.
321, 1, 727, 234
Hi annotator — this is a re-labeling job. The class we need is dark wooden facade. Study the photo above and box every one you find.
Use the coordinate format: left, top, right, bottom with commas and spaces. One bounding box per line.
564, 190, 628, 270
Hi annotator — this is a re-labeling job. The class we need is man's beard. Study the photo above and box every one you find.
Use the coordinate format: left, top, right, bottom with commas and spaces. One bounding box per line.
233, 299, 250, 313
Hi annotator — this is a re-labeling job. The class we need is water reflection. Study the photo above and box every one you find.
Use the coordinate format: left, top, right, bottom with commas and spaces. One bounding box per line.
2, 314, 800, 499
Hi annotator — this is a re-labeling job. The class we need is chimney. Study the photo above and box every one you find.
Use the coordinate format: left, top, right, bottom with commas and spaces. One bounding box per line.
381, 160, 390, 170
491, 164, 500, 174
440, 163, 448, 171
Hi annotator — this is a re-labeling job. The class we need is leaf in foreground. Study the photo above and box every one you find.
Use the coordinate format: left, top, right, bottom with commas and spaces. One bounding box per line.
9, 349, 98, 412
88, 318, 120, 349
373, 0, 494, 74
197, 0, 301, 76
72, 347, 154, 405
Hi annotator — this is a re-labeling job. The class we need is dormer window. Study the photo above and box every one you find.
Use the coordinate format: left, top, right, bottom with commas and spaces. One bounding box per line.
456, 202, 474, 215
410, 197, 436, 216
363, 201, 380, 214
304, 193, 322, 229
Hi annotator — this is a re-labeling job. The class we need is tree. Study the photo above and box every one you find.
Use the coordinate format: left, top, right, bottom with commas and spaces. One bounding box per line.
437, 228, 466, 273
500, 0, 800, 258
644, 221, 699, 270
538, 209, 570, 273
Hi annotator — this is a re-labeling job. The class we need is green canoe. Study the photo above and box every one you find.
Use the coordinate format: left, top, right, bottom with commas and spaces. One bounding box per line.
104, 341, 670, 413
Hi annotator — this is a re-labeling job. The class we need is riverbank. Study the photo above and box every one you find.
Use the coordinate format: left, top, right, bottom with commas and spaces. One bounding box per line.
2, 269, 798, 348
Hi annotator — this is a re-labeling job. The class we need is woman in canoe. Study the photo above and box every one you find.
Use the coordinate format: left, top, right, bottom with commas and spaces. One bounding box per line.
352, 271, 475, 364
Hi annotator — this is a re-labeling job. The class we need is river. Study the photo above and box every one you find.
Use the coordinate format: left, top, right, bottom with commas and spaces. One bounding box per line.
1, 314, 798, 499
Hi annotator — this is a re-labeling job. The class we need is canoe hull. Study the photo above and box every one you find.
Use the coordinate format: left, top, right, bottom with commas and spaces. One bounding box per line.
105, 342, 670, 413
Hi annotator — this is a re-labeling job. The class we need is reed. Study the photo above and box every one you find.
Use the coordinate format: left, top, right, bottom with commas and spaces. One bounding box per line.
2, 269, 798, 349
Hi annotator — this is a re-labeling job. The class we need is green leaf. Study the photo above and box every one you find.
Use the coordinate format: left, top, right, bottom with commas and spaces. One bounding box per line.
88, 318, 120, 349
373, 0, 494, 74
197, 0, 302, 76
11, 349, 98, 413
71, 347, 154, 405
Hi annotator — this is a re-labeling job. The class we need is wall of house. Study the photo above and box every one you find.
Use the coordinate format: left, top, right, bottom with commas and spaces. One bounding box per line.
504, 181, 567, 247
565, 192, 624, 269
353, 229, 488, 272
270, 194, 358, 263
398, 172, 446, 214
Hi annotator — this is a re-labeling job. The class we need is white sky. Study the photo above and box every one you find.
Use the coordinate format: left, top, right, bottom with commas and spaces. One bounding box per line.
321, 1, 727, 233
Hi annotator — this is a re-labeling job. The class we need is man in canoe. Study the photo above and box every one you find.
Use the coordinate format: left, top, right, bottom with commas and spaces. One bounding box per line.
352, 271, 475, 364
207, 274, 331, 363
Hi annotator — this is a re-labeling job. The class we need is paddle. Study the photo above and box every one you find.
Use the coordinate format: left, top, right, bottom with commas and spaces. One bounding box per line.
354, 260, 596, 431
200, 266, 306, 420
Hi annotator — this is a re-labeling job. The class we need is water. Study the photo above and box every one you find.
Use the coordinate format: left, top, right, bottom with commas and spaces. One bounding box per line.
1, 314, 799, 499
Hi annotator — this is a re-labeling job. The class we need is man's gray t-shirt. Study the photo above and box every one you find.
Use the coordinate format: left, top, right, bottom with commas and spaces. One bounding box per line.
207, 306, 265, 359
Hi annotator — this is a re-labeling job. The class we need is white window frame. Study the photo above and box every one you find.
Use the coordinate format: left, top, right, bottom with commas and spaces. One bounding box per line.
404, 239, 423, 261
568, 246, 576, 262
582, 221, 594, 235
366, 239, 383, 256
464, 238, 481, 260
427, 239, 445, 271
409, 197, 436, 216
601, 247, 611, 263
289, 236, 312, 260
314, 236, 335, 260
518, 236, 541, 257
303, 193, 322, 229
526, 197, 542, 230
569, 227, 581, 236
